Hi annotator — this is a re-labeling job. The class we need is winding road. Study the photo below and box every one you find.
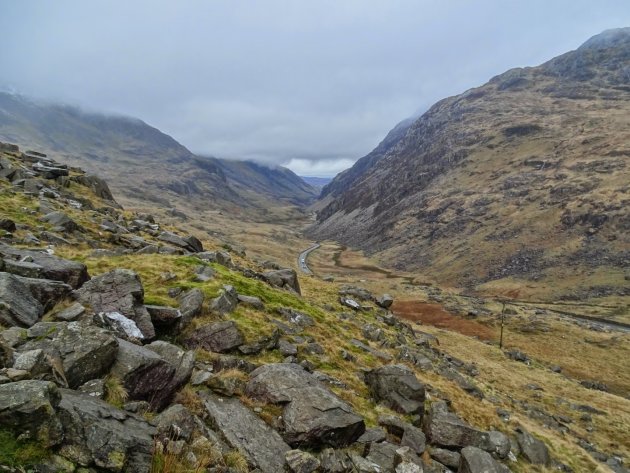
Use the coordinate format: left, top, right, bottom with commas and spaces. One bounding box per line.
298, 243, 320, 275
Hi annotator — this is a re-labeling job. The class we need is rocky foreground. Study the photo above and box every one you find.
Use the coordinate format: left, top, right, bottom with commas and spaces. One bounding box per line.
0, 140, 620, 472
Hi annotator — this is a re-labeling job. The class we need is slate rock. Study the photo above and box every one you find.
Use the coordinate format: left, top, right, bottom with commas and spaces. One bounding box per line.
177, 287, 205, 328
76, 269, 155, 340
366, 441, 399, 471
17, 275, 73, 311
53, 302, 86, 321
146, 304, 182, 327
377, 294, 394, 309
238, 294, 264, 309
246, 363, 365, 448
0, 272, 43, 327
210, 285, 238, 315
58, 388, 155, 471
425, 402, 499, 455
41, 211, 81, 232
202, 392, 291, 473
18, 321, 119, 388
286, 449, 321, 473
515, 427, 550, 465
364, 364, 426, 417
430, 447, 460, 468
183, 320, 244, 353
459, 446, 511, 473
109, 338, 177, 410
146, 340, 194, 390
0, 380, 63, 446
319, 447, 352, 473
263, 268, 301, 294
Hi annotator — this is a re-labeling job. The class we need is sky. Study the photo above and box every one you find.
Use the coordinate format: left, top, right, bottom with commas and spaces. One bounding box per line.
1, 1, 629, 177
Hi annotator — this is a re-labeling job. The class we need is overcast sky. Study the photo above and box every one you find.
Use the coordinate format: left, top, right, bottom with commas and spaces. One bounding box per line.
1, 1, 629, 176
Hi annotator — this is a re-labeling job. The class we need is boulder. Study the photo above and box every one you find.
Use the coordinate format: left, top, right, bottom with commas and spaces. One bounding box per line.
459, 446, 511, 473
0, 272, 43, 327
158, 231, 203, 253
183, 320, 244, 353
238, 294, 265, 309
263, 268, 301, 294
202, 392, 291, 473
41, 211, 81, 233
109, 338, 177, 410
18, 321, 118, 388
145, 304, 182, 327
0, 218, 16, 232
71, 175, 116, 201
17, 275, 73, 311
430, 447, 460, 469
364, 364, 426, 417
319, 448, 352, 473
425, 401, 500, 454
76, 269, 155, 340
366, 441, 399, 471
401, 424, 427, 455
246, 363, 365, 448
0, 380, 63, 446
146, 340, 194, 389
57, 388, 155, 471
0, 247, 90, 289
210, 285, 238, 315
152, 404, 215, 445
94, 311, 146, 341
377, 294, 394, 309
286, 449, 321, 473
53, 302, 86, 321
515, 427, 550, 465
177, 287, 204, 328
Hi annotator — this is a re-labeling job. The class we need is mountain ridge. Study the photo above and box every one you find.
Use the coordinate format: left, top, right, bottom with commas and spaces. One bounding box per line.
309, 28, 630, 302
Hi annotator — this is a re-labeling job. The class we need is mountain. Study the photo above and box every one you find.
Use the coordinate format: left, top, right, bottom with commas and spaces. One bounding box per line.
300, 176, 332, 190
310, 28, 630, 302
0, 92, 318, 211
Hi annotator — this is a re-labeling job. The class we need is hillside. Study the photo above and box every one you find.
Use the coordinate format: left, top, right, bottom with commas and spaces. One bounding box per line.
0, 92, 318, 212
1, 139, 629, 473
309, 28, 630, 304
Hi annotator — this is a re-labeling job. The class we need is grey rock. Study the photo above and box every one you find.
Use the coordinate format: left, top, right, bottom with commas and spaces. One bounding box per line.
459, 446, 511, 473
425, 401, 490, 451
146, 340, 194, 386
19, 321, 118, 389
183, 320, 244, 353
238, 294, 265, 309
110, 338, 177, 410
430, 447, 460, 468
0, 380, 63, 446
2, 259, 44, 278
0, 272, 43, 327
246, 363, 365, 448
17, 275, 73, 311
78, 378, 106, 399
364, 364, 425, 417
145, 304, 182, 327
12, 348, 48, 375
396, 462, 423, 473
263, 268, 301, 294
319, 447, 352, 473
41, 211, 80, 232
486, 431, 511, 459
276, 307, 315, 328
377, 294, 394, 309
53, 302, 86, 321
515, 427, 550, 465
76, 269, 155, 340
278, 339, 298, 356
202, 392, 291, 473
71, 174, 115, 201
349, 453, 382, 473
178, 287, 205, 328
194, 264, 215, 282
158, 231, 202, 253
358, 427, 387, 444
351, 338, 393, 361
210, 285, 238, 315
58, 388, 155, 471
378, 414, 408, 437
286, 449, 321, 473
367, 441, 399, 471
401, 424, 427, 455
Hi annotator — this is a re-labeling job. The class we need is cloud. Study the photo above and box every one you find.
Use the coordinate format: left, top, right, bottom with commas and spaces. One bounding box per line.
0, 0, 629, 176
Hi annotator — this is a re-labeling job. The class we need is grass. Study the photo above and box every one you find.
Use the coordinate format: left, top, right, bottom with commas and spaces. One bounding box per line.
104, 375, 129, 408
0, 429, 49, 468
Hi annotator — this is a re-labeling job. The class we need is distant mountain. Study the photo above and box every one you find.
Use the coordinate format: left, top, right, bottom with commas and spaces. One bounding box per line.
300, 176, 331, 190
0, 93, 318, 210
309, 28, 630, 301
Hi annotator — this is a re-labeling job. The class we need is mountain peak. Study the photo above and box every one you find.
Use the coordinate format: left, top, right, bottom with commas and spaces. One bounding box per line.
579, 26, 630, 50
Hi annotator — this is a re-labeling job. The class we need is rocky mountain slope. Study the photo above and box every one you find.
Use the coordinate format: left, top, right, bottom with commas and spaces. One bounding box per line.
0, 92, 318, 211
3, 140, 628, 472
310, 28, 630, 302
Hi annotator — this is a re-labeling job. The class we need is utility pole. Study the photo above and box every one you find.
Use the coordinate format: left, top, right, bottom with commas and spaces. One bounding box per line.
499, 301, 506, 349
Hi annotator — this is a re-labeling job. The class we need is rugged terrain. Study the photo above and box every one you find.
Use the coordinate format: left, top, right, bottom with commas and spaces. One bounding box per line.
310, 28, 630, 305
0, 138, 629, 473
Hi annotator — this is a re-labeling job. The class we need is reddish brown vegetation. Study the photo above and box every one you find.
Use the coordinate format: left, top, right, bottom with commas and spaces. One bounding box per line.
392, 300, 495, 341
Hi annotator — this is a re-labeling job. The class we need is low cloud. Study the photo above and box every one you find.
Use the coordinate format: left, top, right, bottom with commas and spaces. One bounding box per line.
0, 0, 628, 176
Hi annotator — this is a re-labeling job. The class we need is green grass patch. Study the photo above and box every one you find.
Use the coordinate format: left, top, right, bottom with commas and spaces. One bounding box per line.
0, 429, 50, 467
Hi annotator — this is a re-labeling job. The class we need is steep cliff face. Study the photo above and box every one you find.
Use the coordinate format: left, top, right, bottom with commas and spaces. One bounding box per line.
310, 28, 630, 300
